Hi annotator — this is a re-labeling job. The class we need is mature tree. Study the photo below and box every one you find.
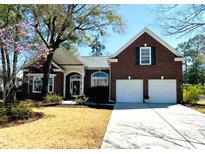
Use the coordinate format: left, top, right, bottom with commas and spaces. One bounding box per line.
176, 34, 205, 85
89, 34, 105, 56
24, 4, 125, 97
156, 4, 205, 37
0, 4, 23, 106
61, 42, 79, 56
0, 5, 36, 106
176, 42, 191, 83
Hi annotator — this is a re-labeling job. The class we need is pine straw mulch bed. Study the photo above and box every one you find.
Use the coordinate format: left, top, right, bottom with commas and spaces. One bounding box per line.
0, 112, 44, 129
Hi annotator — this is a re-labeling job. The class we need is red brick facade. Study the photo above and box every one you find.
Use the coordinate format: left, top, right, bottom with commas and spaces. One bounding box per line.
22, 31, 182, 103
84, 70, 109, 93
54, 72, 64, 96
23, 70, 109, 99
110, 32, 182, 103
22, 72, 64, 99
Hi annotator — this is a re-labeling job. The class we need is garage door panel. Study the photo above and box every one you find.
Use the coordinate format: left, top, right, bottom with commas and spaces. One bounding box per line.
149, 80, 176, 104
116, 80, 143, 103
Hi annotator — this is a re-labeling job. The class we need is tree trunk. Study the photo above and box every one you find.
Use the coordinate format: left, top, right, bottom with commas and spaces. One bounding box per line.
0, 46, 7, 108
184, 61, 188, 84
0, 46, 7, 90
195, 63, 198, 84
41, 51, 54, 97
11, 25, 19, 103
5, 50, 11, 82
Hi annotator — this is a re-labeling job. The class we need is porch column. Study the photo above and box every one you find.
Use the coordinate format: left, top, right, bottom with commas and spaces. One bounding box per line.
63, 73, 66, 98
81, 67, 85, 95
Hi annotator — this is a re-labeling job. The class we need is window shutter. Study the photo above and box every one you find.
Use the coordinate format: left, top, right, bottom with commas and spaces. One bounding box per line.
151, 47, 156, 65
136, 47, 140, 65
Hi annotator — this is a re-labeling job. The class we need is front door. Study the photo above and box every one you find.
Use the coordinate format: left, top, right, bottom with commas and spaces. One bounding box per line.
72, 81, 80, 96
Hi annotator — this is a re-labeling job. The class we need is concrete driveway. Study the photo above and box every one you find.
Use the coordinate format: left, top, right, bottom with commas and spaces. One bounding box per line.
101, 102, 205, 149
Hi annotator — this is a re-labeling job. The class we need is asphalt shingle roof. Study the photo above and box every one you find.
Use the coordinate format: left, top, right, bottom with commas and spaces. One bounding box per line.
78, 56, 109, 68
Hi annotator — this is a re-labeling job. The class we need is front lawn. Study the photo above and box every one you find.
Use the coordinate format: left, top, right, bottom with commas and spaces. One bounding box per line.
0, 105, 112, 149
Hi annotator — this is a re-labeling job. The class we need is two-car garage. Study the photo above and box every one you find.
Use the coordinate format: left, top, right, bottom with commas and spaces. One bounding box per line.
116, 79, 177, 104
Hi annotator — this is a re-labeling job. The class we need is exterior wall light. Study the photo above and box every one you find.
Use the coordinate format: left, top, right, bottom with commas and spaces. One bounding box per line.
128, 76, 131, 80
161, 76, 164, 80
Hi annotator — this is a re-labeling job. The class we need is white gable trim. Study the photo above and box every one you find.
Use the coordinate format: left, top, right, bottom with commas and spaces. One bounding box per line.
110, 27, 182, 58
174, 58, 184, 61
52, 61, 65, 72
108, 59, 118, 63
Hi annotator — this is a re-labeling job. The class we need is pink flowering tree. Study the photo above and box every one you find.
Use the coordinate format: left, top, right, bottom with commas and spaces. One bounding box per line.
0, 21, 47, 106
1, 23, 28, 105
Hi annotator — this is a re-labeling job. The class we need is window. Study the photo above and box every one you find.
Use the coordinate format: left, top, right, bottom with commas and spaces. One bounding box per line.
140, 47, 151, 65
33, 77, 42, 93
33, 76, 54, 93
91, 71, 108, 87
48, 77, 54, 93
70, 74, 81, 80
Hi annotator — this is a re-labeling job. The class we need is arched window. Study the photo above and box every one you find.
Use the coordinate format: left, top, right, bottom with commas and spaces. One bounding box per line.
91, 71, 108, 87
70, 74, 81, 80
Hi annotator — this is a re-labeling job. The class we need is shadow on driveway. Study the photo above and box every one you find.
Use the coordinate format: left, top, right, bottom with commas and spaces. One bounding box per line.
101, 102, 205, 149
113, 102, 176, 110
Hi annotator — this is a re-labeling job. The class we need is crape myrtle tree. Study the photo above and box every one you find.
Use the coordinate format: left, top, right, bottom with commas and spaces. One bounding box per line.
0, 5, 26, 107
0, 5, 45, 107
24, 4, 125, 97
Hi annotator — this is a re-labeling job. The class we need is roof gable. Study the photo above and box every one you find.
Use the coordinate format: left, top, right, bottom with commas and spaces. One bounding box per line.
53, 47, 83, 65
110, 27, 182, 58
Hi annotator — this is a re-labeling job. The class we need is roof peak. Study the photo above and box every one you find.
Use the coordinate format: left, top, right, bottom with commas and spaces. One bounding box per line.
110, 27, 182, 58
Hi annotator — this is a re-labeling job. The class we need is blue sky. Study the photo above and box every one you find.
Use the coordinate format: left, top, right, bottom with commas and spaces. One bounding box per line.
79, 4, 189, 56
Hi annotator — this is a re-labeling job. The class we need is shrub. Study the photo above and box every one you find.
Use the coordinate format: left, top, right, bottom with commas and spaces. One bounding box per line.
183, 85, 201, 103
44, 93, 63, 104
0, 115, 9, 124
0, 108, 9, 124
10, 102, 33, 120
199, 85, 205, 96
85, 86, 109, 102
75, 94, 89, 105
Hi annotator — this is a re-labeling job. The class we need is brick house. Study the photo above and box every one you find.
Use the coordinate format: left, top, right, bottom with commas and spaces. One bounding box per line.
22, 27, 183, 103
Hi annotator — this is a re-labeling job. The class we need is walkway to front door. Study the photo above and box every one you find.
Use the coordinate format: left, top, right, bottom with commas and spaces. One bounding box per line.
101, 102, 205, 149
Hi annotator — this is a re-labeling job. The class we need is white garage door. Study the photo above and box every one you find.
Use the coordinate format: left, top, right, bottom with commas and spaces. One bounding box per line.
116, 80, 143, 103
148, 80, 177, 104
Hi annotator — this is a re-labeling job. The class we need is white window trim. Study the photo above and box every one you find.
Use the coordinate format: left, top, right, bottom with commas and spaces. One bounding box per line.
91, 71, 108, 87
32, 75, 54, 93
32, 76, 42, 93
140, 47, 152, 65
48, 77, 54, 93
